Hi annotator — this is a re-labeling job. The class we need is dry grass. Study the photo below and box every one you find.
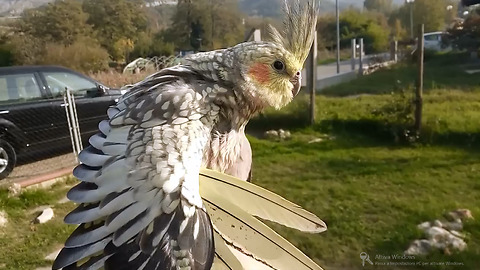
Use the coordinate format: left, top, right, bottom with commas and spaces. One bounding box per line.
90, 70, 154, 88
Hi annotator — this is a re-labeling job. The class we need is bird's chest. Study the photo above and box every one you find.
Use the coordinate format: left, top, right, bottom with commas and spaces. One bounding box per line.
202, 129, 248, 178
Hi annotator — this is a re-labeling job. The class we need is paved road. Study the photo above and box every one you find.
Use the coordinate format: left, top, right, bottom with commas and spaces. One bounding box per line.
301, 53, 390, 86
316, 60, 358, 80
317, 53, 390, 80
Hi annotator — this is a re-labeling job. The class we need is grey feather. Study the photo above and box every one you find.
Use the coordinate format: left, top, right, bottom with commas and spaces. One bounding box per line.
105, 125, 131, 144
53, 237, 112, 270
78, 146, 111, 167
106, 201, 150, 234
73, 164, 98, 183
65, 222, 110, 248
64, 203, 103, 224
89, 133, 107, 150
98, 120, 111, 135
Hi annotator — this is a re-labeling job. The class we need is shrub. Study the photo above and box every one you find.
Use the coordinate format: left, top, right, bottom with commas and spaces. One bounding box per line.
39, 37, 110, 73
4, 34, 45, 65
0, 44, 13, 67
90, 71, 150, 88
371, 87, 416, 143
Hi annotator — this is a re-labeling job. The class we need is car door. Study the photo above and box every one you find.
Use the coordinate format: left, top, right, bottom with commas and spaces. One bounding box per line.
0, 71, 59, 152
40, 70, 117, 143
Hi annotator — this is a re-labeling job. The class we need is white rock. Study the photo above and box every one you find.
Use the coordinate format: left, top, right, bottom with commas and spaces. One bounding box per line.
0, 211, 7, 227
426, 227, 449, 249
443, 220, 463, 231
417, 221, 431, 231
35, 208, 54, 224
450, 236, 467, 252
446, 209, 474, 221
405, 239, 431, 255
425, 226, 467, 252
425, 226, 448, 238
308, 138, 324, 144
432, 219, 443, 228
450, 230, 466, 239
45, 248, 61, 261
8, 183, 21, 197
264, 130, 279, 139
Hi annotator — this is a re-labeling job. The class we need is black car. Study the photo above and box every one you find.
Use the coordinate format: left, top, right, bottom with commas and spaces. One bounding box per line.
0, 66, 122, 179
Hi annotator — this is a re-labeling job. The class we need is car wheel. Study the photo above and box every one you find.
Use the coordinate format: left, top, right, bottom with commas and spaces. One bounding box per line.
0, 139, 16, 180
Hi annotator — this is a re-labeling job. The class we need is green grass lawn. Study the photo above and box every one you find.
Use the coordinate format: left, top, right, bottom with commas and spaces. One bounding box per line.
1, 52, 479, 269
248, 131, 480, 270
321, 52, 480, 97
0, 179, 76, 270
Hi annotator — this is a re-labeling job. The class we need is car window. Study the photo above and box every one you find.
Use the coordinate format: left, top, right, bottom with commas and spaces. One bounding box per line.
43, 72, 97, 97
424, 34, 440, 41
0, 73, 43, 104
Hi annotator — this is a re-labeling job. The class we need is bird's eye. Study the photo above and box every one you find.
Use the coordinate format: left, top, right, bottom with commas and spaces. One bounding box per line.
272, 60, 285, 71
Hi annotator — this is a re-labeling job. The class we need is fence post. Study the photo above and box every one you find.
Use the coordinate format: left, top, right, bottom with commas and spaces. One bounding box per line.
307, 31, 317, 125
358, 38, 364, 75
351, 39, 356, 71
64, 87, 83, 163
414, 24, 424, 137
390, 40, 398, 62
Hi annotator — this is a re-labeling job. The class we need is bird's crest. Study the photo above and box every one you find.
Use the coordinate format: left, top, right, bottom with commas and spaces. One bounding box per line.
268, 0, 318, 64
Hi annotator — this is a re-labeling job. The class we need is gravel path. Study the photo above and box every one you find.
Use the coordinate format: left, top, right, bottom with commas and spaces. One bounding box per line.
6, 153, 77, 183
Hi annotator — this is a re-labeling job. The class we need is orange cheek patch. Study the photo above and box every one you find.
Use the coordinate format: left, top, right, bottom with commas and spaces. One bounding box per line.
248, 63, 270, 84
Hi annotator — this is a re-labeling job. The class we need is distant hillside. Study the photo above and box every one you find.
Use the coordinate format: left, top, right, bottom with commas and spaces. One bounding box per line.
0, 0, 407, 18
239, 0, 407, 17
0, 0, 177, 17
0, 0, 53, 16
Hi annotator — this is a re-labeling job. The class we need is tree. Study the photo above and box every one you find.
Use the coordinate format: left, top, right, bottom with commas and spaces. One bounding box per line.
82, 0, 148, 60
364, 0, 393, 14
18, 0, 92, 45
390, 0, 450, 34
392, 19, 408, 41
164, 0, 244, 51
413, 0, 448, 32
447, 12, 480, 52
317, 9, 390, 54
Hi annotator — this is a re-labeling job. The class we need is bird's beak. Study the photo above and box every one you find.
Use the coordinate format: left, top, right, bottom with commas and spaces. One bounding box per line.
290, 72, 301, 97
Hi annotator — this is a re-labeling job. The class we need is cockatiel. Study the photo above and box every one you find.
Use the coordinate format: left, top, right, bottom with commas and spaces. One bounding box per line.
53, 1, 326, 270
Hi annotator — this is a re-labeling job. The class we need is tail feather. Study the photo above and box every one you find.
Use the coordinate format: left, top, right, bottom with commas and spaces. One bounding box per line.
204, 197, 323, 270
102, 207, 214, 270
212, 230, 244, 270
199, 168, 326, 233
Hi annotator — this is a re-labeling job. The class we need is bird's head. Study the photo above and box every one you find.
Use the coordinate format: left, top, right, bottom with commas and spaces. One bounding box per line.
235, 0, 317, 110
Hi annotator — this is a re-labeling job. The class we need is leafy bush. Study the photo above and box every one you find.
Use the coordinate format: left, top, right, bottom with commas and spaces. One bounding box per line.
447, 14, 480, 52
39, 38, 110, 73
3, 34, 46, 65
129, 32, 175, 60
371, 87, 416, 143
0, 43, 13, 67
90, 70, 149, 88
317, 9, 390, 54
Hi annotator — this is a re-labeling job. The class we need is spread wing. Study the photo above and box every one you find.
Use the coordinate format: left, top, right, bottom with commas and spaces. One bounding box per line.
200, 169, 326, 270
53, 67, 216, 270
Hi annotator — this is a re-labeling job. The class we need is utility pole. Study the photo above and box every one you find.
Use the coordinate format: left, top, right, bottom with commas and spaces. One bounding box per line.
336, 0, 340, 74
414, 24, 424, 137
351, 39, 356, 71
307, 31, 318, 125
407, 0, 415, 39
